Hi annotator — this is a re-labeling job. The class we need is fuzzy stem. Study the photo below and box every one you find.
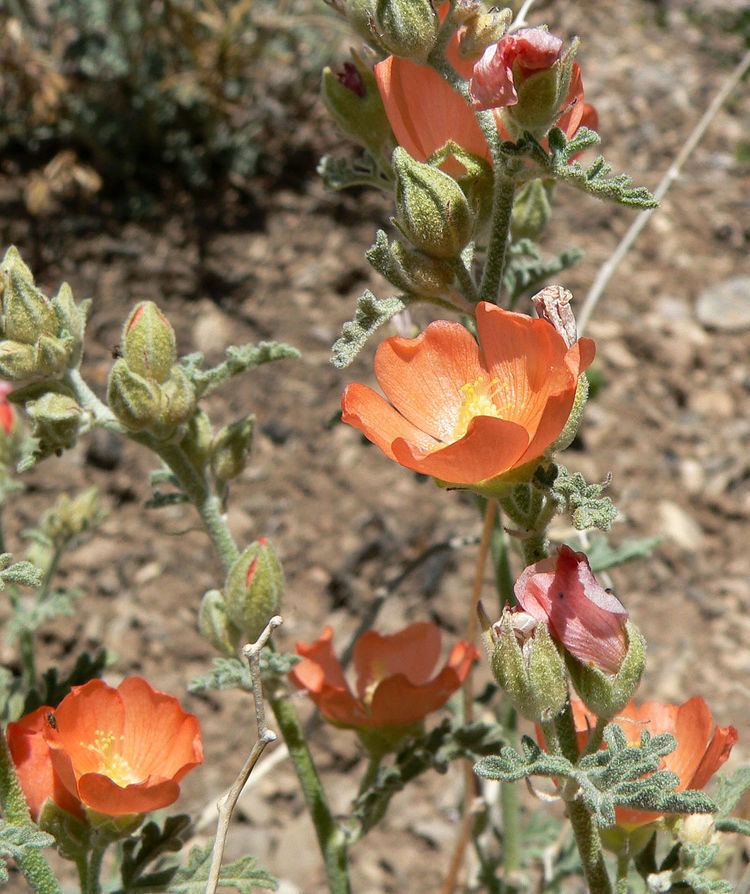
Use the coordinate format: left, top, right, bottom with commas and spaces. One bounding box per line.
156, 444, 239, 572
268, 685, 351, 894
357, 755, 382, 799
489, 507, 515, 611
82, 846, 106, 894
478, 174, 516, 305
453, 258, 480, 304
615, 853, 630, 894
547, 708, 613, 894
0, 728, 63, 894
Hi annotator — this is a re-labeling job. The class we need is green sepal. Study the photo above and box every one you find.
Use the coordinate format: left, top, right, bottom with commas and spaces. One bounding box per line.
25, 393, 83, 453
0, 342, 38, 382
0, 259, 58, 345
511, 179, 552, 241
566, 620, 646, 720
366, 230, 455, 299
506, 39, 578, 138
180, 410, 213, 469
33, 334, 73, 379
155, 367, 196, 436
210, 416, 254, 483
38, 801, 91, 864
374, 0, 438, 63
107, 359, 161, 431
548, 372, 589, 454
52, 284, 88, 369
198, 590, 241, 657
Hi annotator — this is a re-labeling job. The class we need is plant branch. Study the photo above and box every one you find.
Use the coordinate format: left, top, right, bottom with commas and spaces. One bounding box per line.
203, 616, 281, 894
578, 49, 750, 334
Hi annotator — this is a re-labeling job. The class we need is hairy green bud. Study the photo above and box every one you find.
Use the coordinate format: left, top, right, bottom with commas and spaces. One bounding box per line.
52, 283, 88, 368
393, 148, 474, 260
199, 589, 241, 657
26, 392, 83, 451
490, 610, 567, 723
107, 359, 162, 431
181, 409, 213, 468
566, 621, 646, 720
0, 341, 38, 381
506, 41, 578, 137
122, 301, 177, 384
0, 248, 58, 344
367, 232, 455, 298
225, 539, 284, 642
157, 367, 196, 434
374, 0, 439, 63
210, 415, 254, 483
322, 53, 394, 163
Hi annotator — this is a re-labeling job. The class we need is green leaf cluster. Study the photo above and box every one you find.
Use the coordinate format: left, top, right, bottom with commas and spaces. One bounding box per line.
503, 239, 583, 305
475, 727, 716, 829
167, 844, 277, 893
180, 341, 299, 399
116, 815, 191, 894
0, 822, 54, 884
550, 465, 618, 531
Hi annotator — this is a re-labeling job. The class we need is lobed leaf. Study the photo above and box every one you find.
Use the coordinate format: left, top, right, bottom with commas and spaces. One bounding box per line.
331, 290, 409, 369
167, 844, 277, 893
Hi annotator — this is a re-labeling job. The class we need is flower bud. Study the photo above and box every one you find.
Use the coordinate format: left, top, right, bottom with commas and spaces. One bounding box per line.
122, 302, 177, 384
38, 487, 103, 548
488, 608, 567, 722
511, 179, 552, 241
26, 393, 82, 452
458, 7, 512, 58
199, 589, 241, 656
107, 359, 162, 431
0, 248, 58, 344
374, 0, 439, 63
210, 415, 254, 483
52, 282, 88, 368
366, 232, 455, 298
34, 334, 73, 379
565, 620, 646, 720
225, 539, 284, 642
393, 148, 474, 260
0, 341, 37, 381
505, 37, 578, 136
322, 54, 394, 162
515, 545, 628, 674
156, 367, 196, 435
181, 409, 213, 468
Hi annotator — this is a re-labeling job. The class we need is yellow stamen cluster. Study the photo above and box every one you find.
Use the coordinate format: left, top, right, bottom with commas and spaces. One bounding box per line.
83, 729, 140, 787
451, 376, 509, 442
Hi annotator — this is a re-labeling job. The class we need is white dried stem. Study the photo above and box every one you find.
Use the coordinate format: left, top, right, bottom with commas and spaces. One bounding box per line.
203, 616, 283, 894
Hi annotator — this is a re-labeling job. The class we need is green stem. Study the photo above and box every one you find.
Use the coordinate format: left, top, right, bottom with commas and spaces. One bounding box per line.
615, 853, 629, 894
0, 728, 62, 894
478, 173, 516, 305
64, 369, 121, 430
268, 685, 351, 894
546, 709, 612, 894
521, 533, 549, 566
18, 629, 37, 692
357, 755, 382, 798
489, 508, 514, 611
580, 717, 608, 759
82, 845, 106, 894
156, 444, 239, 572
453, 257, 480, 304
500, 779, 521, 887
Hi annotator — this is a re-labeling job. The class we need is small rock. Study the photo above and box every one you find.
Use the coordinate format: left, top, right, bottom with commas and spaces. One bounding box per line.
192, 303, 235, 359
86, 429, 122, 471
695, 277, 750, 331
658, 500, 704, 551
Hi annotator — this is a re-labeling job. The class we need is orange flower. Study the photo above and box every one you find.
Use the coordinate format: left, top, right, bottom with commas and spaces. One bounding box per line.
341, 303, 595, 486
374, 33, 593, 174
6, 707, 85, 822
41, 678, 203, 817
573, 697, 737, 827
289, 623, 477, 730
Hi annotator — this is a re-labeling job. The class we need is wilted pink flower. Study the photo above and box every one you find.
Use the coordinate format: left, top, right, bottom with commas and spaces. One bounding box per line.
470, 28, 563, 111
514, 545, 628, 673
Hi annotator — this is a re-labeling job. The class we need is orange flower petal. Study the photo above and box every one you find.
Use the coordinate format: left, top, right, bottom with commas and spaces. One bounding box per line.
77, 773, 180, 816
374, 55, 491, 173
392, 413, 529, 483
117, 678, 203, 781
7, 707, 84, 821
353, 622, 442, 698
691, 723, 738, 790
369, 642, 476, 727
45, 680, 125, 777
341, 383, 439, 461
374, 321, 484, 441
290, 627, 365, 726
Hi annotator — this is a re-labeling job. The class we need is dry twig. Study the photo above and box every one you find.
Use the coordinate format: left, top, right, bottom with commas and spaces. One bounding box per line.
578, 49, 750, 335
203, 615, 282, 894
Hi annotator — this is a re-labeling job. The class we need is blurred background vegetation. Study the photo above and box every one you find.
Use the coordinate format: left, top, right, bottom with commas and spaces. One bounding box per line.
0, 0, 342, 216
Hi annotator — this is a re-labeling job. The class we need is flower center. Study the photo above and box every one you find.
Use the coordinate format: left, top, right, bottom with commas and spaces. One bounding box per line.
451, 377, 508, 441
362, 659, 388, 707
84, 730, 140, 787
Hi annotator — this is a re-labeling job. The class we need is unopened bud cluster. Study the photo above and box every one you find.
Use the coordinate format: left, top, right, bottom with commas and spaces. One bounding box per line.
108, 302, 195, 439
0, 247, 87, 382
199, 539, 284, 653
347, 0, 438, 63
